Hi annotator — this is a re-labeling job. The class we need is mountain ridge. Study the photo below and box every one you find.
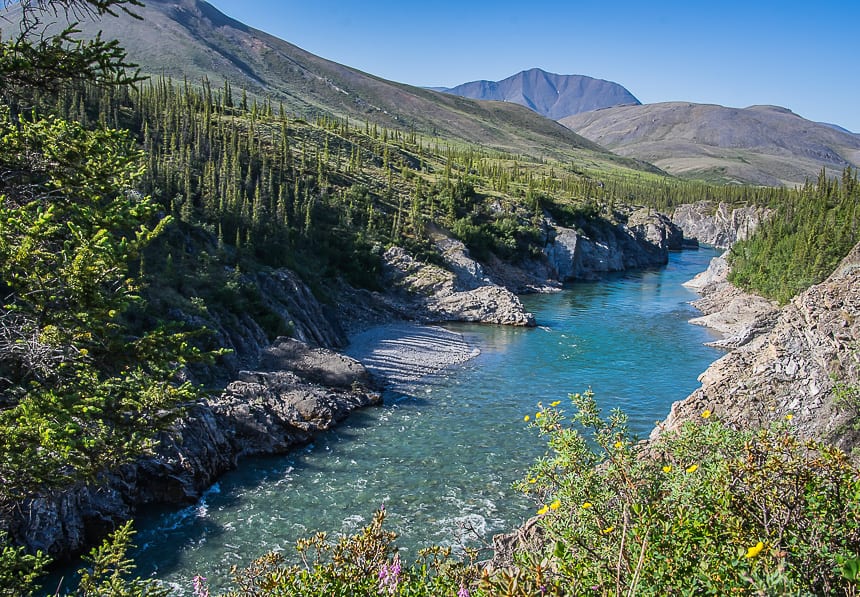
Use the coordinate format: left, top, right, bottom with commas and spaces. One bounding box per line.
24, 0, 663, 170
441, 67, 641, 120
560, 101, 860, 186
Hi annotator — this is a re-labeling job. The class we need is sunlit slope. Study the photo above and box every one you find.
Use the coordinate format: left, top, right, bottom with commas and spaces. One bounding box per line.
561, 102, 860, 186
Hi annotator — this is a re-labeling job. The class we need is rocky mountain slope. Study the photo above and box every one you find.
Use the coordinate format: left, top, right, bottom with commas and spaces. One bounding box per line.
654, 242, 860, 456
11, 0, 658, 167
441, 68, 640, 120
560, 102, 860, 186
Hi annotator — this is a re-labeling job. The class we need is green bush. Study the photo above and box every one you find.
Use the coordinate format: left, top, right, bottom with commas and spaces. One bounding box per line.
214, 508, 479, 597
509, 390, 860, 595
208, 390, 859, 596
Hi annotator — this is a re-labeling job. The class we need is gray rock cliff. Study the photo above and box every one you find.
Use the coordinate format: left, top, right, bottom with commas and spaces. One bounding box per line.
543, 209, 685, 281
654, 242, 860, 455
672, 201, 769, 248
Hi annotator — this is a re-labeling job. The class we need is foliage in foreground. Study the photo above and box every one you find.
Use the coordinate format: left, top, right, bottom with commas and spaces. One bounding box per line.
514, 391, 860, 595
1, 522, 169, 596
0, 108, 205, 500
199, 391, 859, 596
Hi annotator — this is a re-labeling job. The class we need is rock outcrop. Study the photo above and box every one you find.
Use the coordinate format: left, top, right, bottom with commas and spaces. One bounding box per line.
672, 201, 769, 248
380, 246, 536, 327
4, 339, 380, 559
684, 253, 780, 348
177, 267, 348, 385
542, 209, 685, 281
654, 242, 860, 456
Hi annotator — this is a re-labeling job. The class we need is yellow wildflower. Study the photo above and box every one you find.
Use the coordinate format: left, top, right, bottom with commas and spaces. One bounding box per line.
662, 465, 672, 473
535, 412, 543, 419
537, 505, 549, 515
550, 400, 561, 407
601, 526, 614, 534
523, 415, 530, 422
79, 348, 89, 356
745, 541, 764, 558
549, 500, 561, 511
686, 464, 699, 474
582, 502, 592, 509
528, 478, 537, 484
614, 441, 623, 449
701, 409, 712, 419
785, 413, 794, 421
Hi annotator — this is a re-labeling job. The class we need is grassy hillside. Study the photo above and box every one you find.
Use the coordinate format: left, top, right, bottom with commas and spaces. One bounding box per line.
561, 102, 860, 186
18, 0, 668, 172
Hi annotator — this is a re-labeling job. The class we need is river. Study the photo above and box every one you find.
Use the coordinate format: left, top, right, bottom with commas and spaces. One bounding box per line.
126, 247, 723, 594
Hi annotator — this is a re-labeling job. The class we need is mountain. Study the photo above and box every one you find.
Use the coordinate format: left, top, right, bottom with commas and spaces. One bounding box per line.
441, 68, 641, 120
560, 103, 860, 186
819, 122, 858, 136
24, 0, 661, 171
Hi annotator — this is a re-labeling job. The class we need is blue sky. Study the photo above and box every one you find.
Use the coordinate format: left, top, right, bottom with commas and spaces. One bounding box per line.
208, 1, 860, 132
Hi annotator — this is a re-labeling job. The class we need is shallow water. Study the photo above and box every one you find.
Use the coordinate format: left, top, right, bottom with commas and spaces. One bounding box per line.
119, 248, 723, 594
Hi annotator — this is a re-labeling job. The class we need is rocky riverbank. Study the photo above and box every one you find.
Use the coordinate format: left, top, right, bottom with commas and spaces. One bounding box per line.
683, 252, 780, 349
1, 207, 691, 562
345, 323, 479, 387
653, 242, 860, 456
3, 339, 380, 559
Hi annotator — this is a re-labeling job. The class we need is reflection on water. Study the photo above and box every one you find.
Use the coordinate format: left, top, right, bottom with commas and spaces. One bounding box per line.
121, 248, 723, 594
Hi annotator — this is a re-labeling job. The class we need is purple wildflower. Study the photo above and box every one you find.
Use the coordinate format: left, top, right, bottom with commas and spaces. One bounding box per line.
377, 554, 402, 595
192, 575, 210, 597
457, 582, 470, 597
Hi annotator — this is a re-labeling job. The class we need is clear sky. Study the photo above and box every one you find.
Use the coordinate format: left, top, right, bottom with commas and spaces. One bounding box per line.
206, 0, 860, 133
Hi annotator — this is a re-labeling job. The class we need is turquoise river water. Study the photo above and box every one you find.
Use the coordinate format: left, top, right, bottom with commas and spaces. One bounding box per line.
121, 247, 723, 594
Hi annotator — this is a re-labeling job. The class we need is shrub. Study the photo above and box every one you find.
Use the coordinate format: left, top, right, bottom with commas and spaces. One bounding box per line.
510, 390, 860, 595
189, 391, 860, 596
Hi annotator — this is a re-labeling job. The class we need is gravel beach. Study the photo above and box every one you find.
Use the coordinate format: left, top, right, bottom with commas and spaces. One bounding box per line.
344, 323, 480, 387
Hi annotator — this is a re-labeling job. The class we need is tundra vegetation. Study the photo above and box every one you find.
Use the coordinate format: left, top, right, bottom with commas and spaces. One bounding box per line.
0, 0, 858, 595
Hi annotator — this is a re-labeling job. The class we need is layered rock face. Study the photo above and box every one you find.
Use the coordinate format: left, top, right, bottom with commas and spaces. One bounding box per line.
655, 242, 860, 455
543, 209, 685, 282
672, 201, 768, 248
5, 339, 380, 559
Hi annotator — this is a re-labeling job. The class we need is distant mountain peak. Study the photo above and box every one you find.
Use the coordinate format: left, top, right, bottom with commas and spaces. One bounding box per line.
441, 69, 640, 120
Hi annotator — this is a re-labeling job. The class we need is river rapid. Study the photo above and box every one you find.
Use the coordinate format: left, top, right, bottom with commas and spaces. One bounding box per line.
127, 247, 723, 594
